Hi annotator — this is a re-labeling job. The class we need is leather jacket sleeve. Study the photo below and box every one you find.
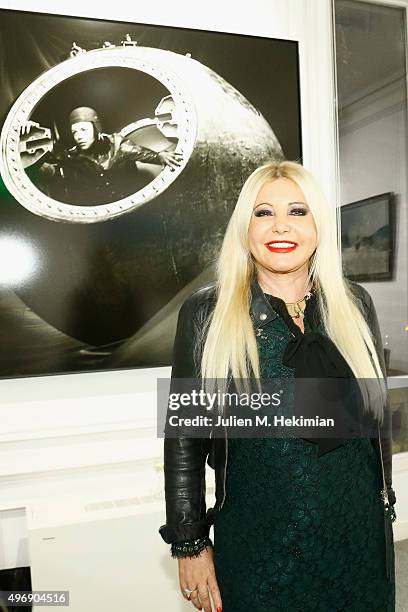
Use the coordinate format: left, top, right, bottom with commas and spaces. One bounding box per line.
351, 283, 396, 506
158, 291, 214, 546
119, 138, 161, 165
366, 292, 396, 501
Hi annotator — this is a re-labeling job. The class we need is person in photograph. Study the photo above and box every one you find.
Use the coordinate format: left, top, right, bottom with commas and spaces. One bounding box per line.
22, 106, 182, 205
159, 159, 396, 611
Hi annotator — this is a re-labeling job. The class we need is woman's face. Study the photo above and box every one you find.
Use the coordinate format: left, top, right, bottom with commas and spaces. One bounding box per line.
248, 177, 317, 275
71, 121, 96, 150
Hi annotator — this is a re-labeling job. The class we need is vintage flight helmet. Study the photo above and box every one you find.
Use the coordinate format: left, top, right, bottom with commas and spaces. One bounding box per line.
69, 106, 103, 142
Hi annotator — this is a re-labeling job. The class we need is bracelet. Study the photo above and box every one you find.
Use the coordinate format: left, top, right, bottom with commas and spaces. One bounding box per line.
387, 486, 396, 507
170, 537, 213, 559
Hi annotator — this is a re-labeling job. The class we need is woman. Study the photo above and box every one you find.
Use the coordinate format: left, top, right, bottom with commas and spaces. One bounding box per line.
23, 106, 181, 205
159, 160, 397, 612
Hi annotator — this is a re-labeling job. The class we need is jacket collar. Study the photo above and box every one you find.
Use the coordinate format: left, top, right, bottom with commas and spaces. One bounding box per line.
249, 276, 278, 327
249, 276, 372, 342
249, 275, 322, 329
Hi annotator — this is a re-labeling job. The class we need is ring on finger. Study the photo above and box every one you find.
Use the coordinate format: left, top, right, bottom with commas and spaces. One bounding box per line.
183, 586, 198, 596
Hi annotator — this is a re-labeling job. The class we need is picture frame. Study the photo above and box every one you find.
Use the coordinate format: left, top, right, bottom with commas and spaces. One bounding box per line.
0, 7, 302, 379
340, 192, 396, 282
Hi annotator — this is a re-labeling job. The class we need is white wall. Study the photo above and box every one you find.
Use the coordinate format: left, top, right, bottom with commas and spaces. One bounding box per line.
338, 60, 408, 543
339, 74, 408, 372
337, 0, 408, 536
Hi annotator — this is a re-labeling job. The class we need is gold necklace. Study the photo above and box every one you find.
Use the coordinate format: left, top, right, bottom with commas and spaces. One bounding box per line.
263, 286, 315, 319
262, 282, 316, 319
285, 288, 314, 319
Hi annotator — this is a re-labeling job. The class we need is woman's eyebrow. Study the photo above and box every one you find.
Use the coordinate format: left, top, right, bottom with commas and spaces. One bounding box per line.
253, 201, 307, 210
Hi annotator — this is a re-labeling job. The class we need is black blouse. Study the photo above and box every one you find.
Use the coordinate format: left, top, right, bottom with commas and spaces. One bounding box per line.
264, 290, 369, 457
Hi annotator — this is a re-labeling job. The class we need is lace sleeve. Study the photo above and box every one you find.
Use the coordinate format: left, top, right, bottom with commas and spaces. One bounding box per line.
170, 537, 213, 559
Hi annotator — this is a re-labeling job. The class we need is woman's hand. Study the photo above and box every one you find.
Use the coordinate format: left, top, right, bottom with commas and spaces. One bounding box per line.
158, 150, 183, 169
178, 546, 222, 612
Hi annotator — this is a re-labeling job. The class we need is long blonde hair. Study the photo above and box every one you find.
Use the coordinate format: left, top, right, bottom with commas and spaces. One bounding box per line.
199, 159, 387, 423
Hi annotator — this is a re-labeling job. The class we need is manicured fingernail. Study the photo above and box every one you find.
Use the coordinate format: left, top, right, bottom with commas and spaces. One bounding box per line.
217, 608, 222, 612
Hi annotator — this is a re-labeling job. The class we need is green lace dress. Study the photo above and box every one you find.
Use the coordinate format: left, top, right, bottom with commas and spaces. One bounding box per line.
212, 295, 395, 612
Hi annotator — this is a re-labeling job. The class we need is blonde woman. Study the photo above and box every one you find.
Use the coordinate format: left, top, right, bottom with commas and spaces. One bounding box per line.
159, 160, 397, 612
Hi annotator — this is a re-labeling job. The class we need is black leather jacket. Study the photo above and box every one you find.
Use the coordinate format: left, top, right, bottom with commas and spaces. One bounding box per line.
37, 133, 161, 205
158, 277, 396, 546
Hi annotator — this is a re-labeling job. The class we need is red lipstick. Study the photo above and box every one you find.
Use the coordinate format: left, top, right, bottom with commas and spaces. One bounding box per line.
265, 240, 298, 253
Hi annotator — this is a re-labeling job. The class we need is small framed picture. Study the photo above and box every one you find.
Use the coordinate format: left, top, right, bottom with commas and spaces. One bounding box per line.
340, 192, 395, 282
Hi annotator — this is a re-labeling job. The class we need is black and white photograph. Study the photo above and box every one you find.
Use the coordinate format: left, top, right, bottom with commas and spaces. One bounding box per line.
21, 72, 182, 206
0, 8, 301, 379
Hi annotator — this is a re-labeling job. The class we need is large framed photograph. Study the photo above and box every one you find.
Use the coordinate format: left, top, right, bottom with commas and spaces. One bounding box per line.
0, 8, 302, 379
340, 192, 396, 282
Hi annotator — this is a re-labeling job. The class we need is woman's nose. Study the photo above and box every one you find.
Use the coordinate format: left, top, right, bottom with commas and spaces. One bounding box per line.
272, 217, 290, 232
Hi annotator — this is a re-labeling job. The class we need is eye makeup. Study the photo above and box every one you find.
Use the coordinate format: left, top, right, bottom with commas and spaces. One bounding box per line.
253, 204, 308, 217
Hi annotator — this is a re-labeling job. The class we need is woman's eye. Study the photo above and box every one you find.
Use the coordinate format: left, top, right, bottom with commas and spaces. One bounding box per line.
254, 207, 307, 217
254, 209, 272, 217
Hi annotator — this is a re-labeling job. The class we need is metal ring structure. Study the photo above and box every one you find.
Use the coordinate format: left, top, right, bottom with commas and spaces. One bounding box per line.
0, 46, 197, 224
0, 44, 284, 346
